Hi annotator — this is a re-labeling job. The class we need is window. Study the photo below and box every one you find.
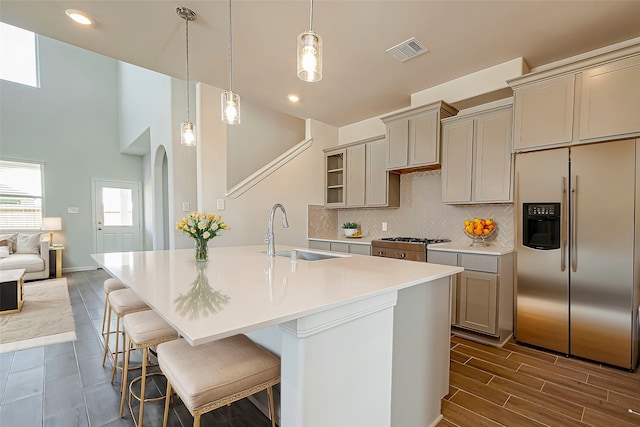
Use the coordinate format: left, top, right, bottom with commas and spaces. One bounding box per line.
102, 187, 133, 226
0, 160, 44, 230
0, 22, 39, 87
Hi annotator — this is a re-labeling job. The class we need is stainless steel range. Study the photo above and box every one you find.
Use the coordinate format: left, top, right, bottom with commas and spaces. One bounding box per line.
371, 237, 450, 262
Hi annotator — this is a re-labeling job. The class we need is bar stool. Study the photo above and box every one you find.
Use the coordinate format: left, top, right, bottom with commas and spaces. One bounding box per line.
102, 288, 150, 382
120, 310, 179, 427
101, 278, 126, 335
158, 335, 280, 427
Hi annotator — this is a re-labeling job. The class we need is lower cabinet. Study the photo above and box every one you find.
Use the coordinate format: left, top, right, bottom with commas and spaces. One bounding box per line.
428, 249, 513, 338
458, 271, 498, 335
308, 239, 371, 256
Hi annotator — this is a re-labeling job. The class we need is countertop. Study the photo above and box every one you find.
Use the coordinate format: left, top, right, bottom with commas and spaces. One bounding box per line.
428, 241, 514, 255
92, 245, 461, 346
308, 236, 373, 245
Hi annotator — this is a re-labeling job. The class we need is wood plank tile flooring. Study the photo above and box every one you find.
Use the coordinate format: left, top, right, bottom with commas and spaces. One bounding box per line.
439, 336, 640, 426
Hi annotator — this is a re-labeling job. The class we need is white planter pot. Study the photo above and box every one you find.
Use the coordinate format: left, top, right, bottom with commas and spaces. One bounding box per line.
344, 229, 356, 237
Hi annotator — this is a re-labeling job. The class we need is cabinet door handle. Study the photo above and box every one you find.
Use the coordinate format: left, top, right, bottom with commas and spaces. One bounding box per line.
571, 175, 577, 272
561, 177, 567, 272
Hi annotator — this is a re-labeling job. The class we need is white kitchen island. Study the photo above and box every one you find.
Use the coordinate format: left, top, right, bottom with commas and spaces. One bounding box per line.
92, 245, 462, 427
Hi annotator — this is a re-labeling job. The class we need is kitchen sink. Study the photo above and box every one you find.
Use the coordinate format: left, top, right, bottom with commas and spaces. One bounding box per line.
274, 249, 350, 261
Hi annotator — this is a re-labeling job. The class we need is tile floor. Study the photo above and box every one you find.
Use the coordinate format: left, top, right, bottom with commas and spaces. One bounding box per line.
0, 269, 272, 427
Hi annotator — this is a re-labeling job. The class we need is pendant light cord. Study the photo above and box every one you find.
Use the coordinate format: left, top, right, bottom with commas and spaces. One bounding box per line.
228, 0, 233, 92
309, 0, 314, 31
185, 14, 191, 121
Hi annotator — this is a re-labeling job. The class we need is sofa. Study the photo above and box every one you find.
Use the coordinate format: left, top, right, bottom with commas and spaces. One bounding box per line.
0, 232, 50, 281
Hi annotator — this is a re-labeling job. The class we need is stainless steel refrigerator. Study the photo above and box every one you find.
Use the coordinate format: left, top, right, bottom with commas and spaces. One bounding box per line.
515, 139, 639, 370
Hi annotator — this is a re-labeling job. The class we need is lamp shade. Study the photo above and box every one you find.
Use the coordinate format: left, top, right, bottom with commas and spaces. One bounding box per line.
41, 217, 62, 231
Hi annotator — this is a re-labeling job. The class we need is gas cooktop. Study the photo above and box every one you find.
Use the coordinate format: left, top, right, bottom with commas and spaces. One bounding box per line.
377, 237, 450, 244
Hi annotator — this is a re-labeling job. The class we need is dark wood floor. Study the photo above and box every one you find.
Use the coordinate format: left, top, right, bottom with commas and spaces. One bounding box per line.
0, 270, 271, 427
439, 336, 640, 426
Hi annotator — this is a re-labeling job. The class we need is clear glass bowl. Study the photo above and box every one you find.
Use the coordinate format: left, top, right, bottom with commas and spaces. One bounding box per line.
464, 228, 495, 246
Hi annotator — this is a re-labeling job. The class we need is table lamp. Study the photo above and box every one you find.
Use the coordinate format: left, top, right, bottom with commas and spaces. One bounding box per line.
42, 217, 62, 245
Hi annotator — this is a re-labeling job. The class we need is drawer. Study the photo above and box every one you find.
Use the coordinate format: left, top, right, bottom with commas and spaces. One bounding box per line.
330, 242, 350, 253
349, 244, 371, 256
309, 240, 331, 251
427, 250, 458, 266
459, 253, 498, 273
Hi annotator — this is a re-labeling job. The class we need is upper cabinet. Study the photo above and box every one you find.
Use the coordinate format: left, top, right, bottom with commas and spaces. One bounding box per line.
510, 47, 640, 152
580, 55, 640, 140
441, 102, 513, 204
325, 149, 346, 207
324, 136, 399, 209
381, 101, 458, 171
512, 75, 575, 151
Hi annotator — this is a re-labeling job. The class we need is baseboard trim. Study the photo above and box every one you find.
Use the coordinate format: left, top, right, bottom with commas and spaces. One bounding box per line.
62, 266, 97, 273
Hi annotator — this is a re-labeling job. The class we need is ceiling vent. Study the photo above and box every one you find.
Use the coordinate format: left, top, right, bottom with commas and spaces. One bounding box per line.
386, 37, 429, 62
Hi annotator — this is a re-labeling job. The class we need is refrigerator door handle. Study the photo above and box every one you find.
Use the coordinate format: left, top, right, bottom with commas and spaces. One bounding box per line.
571, 175, 577, 272
561, 177, 567, 272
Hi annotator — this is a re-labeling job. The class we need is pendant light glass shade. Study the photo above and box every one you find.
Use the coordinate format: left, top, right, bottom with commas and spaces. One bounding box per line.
177, 6, 197, 146
181, 121, 196, 146
222, 0, 240, 124
297, 0, 322, 82
297, 30, 322, 82
221, 90, 240, 124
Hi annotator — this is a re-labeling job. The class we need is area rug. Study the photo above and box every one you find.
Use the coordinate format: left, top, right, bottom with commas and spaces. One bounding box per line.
0, 278, 76, 354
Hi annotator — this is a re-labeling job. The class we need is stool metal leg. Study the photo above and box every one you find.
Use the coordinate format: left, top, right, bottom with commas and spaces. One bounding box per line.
101, 306, 112, 367
267, 386, 276, 427
136, 347, 148, 427
163, 381, 173, 427
100, 295, 109, 335
111, 316, 121, 383
119, 332, 131, 418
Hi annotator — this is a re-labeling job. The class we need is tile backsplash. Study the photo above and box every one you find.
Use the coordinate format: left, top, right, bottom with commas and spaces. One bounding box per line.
309, 170, 514, 247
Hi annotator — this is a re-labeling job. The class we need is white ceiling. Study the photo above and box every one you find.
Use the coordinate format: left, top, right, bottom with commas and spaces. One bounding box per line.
2, 1, 640, 127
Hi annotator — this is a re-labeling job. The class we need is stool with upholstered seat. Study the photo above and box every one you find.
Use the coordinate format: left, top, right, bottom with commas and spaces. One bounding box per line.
158, 334, 280, 427
119, 310, 179, 427
101, 277, 126, 335
101, 288, 150, 382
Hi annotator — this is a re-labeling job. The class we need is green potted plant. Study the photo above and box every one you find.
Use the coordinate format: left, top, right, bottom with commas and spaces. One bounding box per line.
342, 222, 359, 237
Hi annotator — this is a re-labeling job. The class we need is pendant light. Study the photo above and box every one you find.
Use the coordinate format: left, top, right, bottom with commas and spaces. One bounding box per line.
297, 0, 322, 82
221, 0, 240, 124
177, 7, 197, 146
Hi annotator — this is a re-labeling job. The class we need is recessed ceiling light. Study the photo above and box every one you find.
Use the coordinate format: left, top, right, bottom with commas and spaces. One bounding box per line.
288, 94, 300, 103
65, 9, 93, 26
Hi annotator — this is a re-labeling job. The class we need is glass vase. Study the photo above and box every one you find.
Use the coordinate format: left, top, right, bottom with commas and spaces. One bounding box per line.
194, 238, 208, 262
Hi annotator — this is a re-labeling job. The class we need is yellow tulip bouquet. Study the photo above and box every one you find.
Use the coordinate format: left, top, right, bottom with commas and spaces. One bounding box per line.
176, 212, 230, 261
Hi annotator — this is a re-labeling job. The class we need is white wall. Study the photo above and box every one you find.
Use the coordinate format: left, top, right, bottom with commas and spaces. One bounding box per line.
227, 100, 306, 188
117, 62, 198, 251
197, 83, 336, 249
0, 36, 143, 270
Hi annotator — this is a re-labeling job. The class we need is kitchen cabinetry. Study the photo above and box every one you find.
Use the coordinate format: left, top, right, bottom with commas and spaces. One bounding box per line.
441, 102, 513, 203
428, 248, 513, 343
580, 55, 640, 140
381, 101, 457, 171
510, 48, 640, 151
325, 149, 345, 207
308, 239, 371, 255
512, 75, 575, 151
324, 136, 399, 209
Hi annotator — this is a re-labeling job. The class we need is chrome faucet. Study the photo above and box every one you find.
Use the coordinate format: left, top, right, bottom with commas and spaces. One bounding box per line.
265, 203, 289, 257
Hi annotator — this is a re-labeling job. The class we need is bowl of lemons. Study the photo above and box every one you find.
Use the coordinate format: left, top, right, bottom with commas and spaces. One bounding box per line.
463, 218, 496, 246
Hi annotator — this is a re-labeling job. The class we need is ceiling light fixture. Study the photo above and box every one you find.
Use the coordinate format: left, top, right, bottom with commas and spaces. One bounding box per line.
288, 94, 300, 103
297, 0, 322, 82
177, 6, 197, 146
221, 0, 240, 124
65, 9, 93, 25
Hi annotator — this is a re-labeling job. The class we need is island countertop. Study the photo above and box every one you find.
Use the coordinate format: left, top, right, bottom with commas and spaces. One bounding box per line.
92, 245, 462, 346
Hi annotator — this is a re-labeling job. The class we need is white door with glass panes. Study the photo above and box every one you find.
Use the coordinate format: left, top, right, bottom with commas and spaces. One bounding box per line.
92, 179, 142, 253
